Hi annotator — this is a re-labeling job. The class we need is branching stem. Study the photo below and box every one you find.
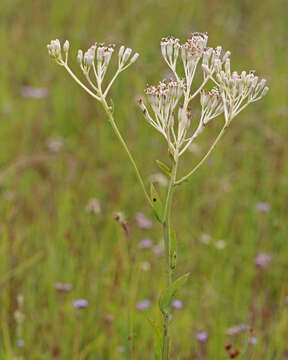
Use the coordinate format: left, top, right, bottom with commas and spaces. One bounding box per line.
175, 124, 227, 185
100, 97, 153, 208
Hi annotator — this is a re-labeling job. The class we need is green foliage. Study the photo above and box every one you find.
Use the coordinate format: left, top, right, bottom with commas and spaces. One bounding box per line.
156, 160, 171, 178
170, 227, 177, 270
148, 318, 162, 360
159, 273, 189, 314
150, 183, 164, 223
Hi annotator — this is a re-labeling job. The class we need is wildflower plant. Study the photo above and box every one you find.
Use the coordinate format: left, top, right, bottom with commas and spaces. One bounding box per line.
47, 32, 268, 359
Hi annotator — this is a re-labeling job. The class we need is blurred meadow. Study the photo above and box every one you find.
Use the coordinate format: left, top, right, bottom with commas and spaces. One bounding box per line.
1, 0, 288, 359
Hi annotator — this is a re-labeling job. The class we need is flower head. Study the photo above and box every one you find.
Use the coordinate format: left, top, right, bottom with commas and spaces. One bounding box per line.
135, 212, 152, 229
256, 202, 271, 213
161, 37, 180, 73
172, 299, 183, 309
136, 299, 151, 311
55, 282, 72, 292
138, 79, 188, 156
254, 253, 272, 268
48, 39, 139, 99
182, 33, 208, 58
73, 299, 88, 309
200, 87, 224, 125
216, 67, 268, 123
226, 324, 248, 335
139, 33, 268, 160
47, 39, 62, 61
196, 331, 208, 343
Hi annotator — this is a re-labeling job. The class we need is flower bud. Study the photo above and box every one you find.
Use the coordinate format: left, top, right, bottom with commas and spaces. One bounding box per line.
261, 86, 269, 97
130, 53, 139, 63
63, 40, 70, 53
122, 48, 132, 63
77, 49, 83, 64
118, 45, 125, 59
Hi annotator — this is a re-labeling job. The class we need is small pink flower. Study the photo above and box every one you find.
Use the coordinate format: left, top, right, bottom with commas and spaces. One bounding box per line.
136, 300, 151, 311
135, 212, 152, 229
226, 324, 248, 335
256, 202, 271, 213
55, 282, 72, 292
21, 86, 48, 99
249, 336, 258, 345
172, 300, 183, 309
73, 299, 88, 309
254, 253, 272, 268
138, 238, 153, 249
196, 331, 208, 342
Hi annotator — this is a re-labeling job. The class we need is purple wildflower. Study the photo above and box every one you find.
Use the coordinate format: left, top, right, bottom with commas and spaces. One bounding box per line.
17, 339, 25, 348
153, 242, 164, 256
172, 300, 183, 309
226, 324, 248, 336
136, 300, 151, 311
21, 86, 48, 99
55, 282, 72, 292
196, 331, 208, 343
73, 299, 88, 309
254, 253, 272, 268
135, 212, 152, 229
249, 336, 258, 345
138, 238, 153, 249
285, 296, 288, 304
256, 202, 271, 213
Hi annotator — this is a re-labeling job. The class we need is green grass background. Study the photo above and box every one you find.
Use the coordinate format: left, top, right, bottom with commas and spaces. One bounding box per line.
0, 0, 288, 359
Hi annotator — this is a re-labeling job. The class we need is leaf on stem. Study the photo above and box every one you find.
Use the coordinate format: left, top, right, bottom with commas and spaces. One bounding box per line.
147, 318, 162, 360
156, 160, 171, 177
170, 227, 177, 270
159, 273, 189, 314
150, 183, 164, 223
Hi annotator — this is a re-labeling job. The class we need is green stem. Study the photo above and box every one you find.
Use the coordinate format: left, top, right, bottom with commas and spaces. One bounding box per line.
175, 125, 227, 185
101, 98, 153, 208
162, 157, 178, 360
62, 64, 151, 207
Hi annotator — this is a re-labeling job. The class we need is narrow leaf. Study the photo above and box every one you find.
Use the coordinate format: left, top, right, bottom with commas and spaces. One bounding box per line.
156, 160, 171, 177
170, 227, 177, 270
159, 273, 189, 314
147, 318, 162, 360
150, 183, 163, 223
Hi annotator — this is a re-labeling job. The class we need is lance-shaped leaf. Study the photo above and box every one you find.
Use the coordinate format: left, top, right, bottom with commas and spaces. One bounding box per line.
150, 183, 164, 223
147, 318, 162, 360
159, 273, 189, 314
156, 160, 171, 177
170, 227, 177, 270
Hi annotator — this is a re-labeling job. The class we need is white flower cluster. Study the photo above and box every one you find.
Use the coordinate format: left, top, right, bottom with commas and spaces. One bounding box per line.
200, 87, 224, 125
216, 66, 269, 123
138, 80, 186, 154
47, 39, 139, 99
138, 32, 269, 159
47, 39, 70, 64
77, 43, 115, 82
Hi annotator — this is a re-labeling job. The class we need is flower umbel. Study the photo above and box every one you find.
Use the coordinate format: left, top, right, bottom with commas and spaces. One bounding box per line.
138, 33, 268, 162
47, 39, 139, 100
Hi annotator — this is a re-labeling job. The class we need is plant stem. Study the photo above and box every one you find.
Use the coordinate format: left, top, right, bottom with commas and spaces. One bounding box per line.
101, 98, 153, 208
175, 124, 227, 185
162, 157, 178, 360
